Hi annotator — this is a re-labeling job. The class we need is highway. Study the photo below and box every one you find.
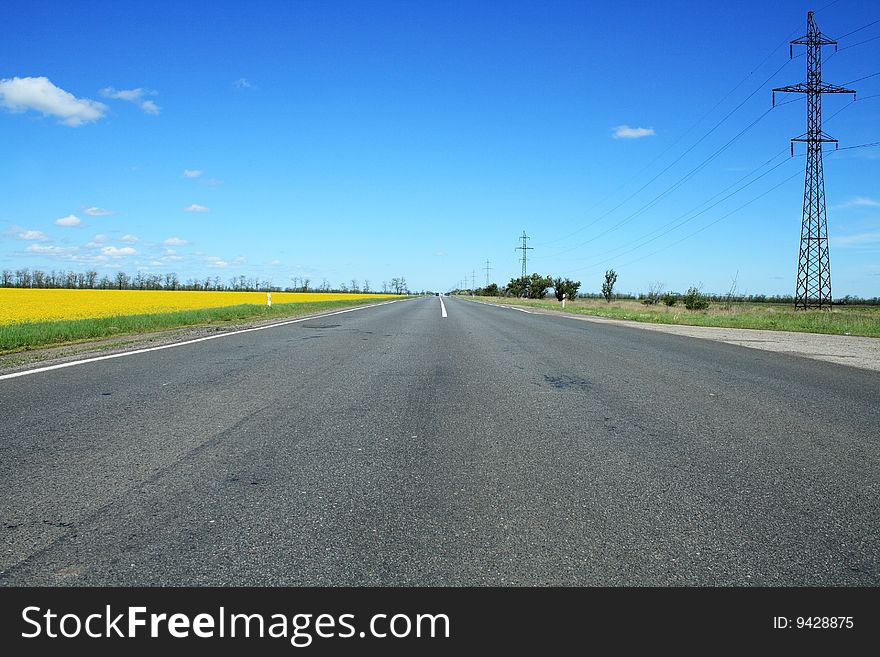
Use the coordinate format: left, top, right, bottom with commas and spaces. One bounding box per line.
1, 295, 877, 585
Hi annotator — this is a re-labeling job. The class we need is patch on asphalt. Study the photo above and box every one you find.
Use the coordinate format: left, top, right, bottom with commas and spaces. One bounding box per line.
301, 323, 341, 329
543, 374, 591, 391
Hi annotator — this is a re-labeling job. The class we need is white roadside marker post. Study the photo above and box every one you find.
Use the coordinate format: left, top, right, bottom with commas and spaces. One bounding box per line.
267, 292, 272, 307
562, 293, 566, 309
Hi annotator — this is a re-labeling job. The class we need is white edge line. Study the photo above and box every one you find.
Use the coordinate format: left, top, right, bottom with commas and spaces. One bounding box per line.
439, 296, 448, 318
0, 299, 406, 382
460, 297, 532, 314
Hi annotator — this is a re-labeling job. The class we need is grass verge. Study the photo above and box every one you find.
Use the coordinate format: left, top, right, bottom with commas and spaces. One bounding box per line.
0, 298, 395, 353
465, 296, 880, 338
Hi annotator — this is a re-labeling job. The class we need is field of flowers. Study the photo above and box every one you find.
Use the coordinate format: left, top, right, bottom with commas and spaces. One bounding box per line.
0, 289, 397, 325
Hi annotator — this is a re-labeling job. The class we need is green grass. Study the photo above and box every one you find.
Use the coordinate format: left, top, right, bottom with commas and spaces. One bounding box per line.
0, 298, 393, 354
466, 296, 880, 338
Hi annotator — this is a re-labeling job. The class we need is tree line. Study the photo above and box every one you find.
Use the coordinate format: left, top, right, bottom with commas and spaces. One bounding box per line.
453, 268, 878, 306
0, 268, 409, 294
454, 273, 581, 300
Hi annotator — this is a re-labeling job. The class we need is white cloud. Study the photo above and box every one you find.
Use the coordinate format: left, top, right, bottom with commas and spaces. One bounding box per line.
120, 234, 138, 243
100, 86, 160, 115
26, 243, 77, 254
182, 169, 203, 178
831, 232, 880, 247
270, 259, 281, 266
84, 206, 113, 216
205, 256, 228, 268
55, 214, 81, 227
233, 256, 246, 264
612, 125, 656, 139
184, 203, 209, 213
16, 229, 48, 241
101, 245, 136, 256
141, 100, 160, 115
164, 236, 188, 246
233, 78, 253, 89
85, 234, 109, 248
100, 87, 145, 102
0, 76, 106, 127
834, 196, 880, 209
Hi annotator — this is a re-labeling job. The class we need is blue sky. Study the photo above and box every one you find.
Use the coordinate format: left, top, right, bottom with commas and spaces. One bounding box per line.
1, 0, 878, 296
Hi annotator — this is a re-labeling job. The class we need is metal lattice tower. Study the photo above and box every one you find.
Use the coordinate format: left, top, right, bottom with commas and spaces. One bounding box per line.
773, 11, 856, 310
484, 259, 492, 286
515, 231, 532, 279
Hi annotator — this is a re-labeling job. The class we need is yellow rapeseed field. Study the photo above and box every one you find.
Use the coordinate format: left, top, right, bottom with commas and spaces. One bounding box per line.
0, 289, 397, 325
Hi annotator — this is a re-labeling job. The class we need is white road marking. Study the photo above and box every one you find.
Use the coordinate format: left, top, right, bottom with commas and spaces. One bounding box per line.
439, 295, 448, 318
459, 298, 532, 313
0, 299, 404, 382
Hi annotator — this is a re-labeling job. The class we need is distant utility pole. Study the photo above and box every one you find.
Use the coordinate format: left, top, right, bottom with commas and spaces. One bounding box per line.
471, 270, 476, 289
484, 259, 492, 286
515, 231, 532, 279
773, 11, 856, 310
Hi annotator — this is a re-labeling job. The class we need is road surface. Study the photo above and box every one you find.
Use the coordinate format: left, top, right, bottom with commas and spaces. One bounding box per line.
1, 295, 877, 585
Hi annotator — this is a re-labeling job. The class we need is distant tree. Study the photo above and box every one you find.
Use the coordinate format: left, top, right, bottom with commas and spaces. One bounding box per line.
115, 271, 130, 290
363, 279, 370, 294
15, 269, 31, 288
526, 273, 552, 299
641, 281, 663, 305
506, 276, 529, 297
552, 277, 581, 302
1, 270, 12, 287
483, 283, 499, 297
601, 269, 617, 303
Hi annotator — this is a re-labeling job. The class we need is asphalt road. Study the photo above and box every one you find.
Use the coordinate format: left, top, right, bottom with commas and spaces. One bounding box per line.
1, 295, 877, 586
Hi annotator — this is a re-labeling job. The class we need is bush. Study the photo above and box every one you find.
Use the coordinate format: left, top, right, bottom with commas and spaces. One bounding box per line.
682, 286, 709, 310
552, 277, 581, 302
661, 293, 678, 307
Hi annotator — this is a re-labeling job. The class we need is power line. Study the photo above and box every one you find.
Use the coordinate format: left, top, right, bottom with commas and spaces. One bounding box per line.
544, 102, 780, 261
610, 169, 804, 275
836, 17, 880, 40
838, 33, 880, 51
843, 70, 880, 85
560, 153, 795, 275
534, 19, 806, 248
